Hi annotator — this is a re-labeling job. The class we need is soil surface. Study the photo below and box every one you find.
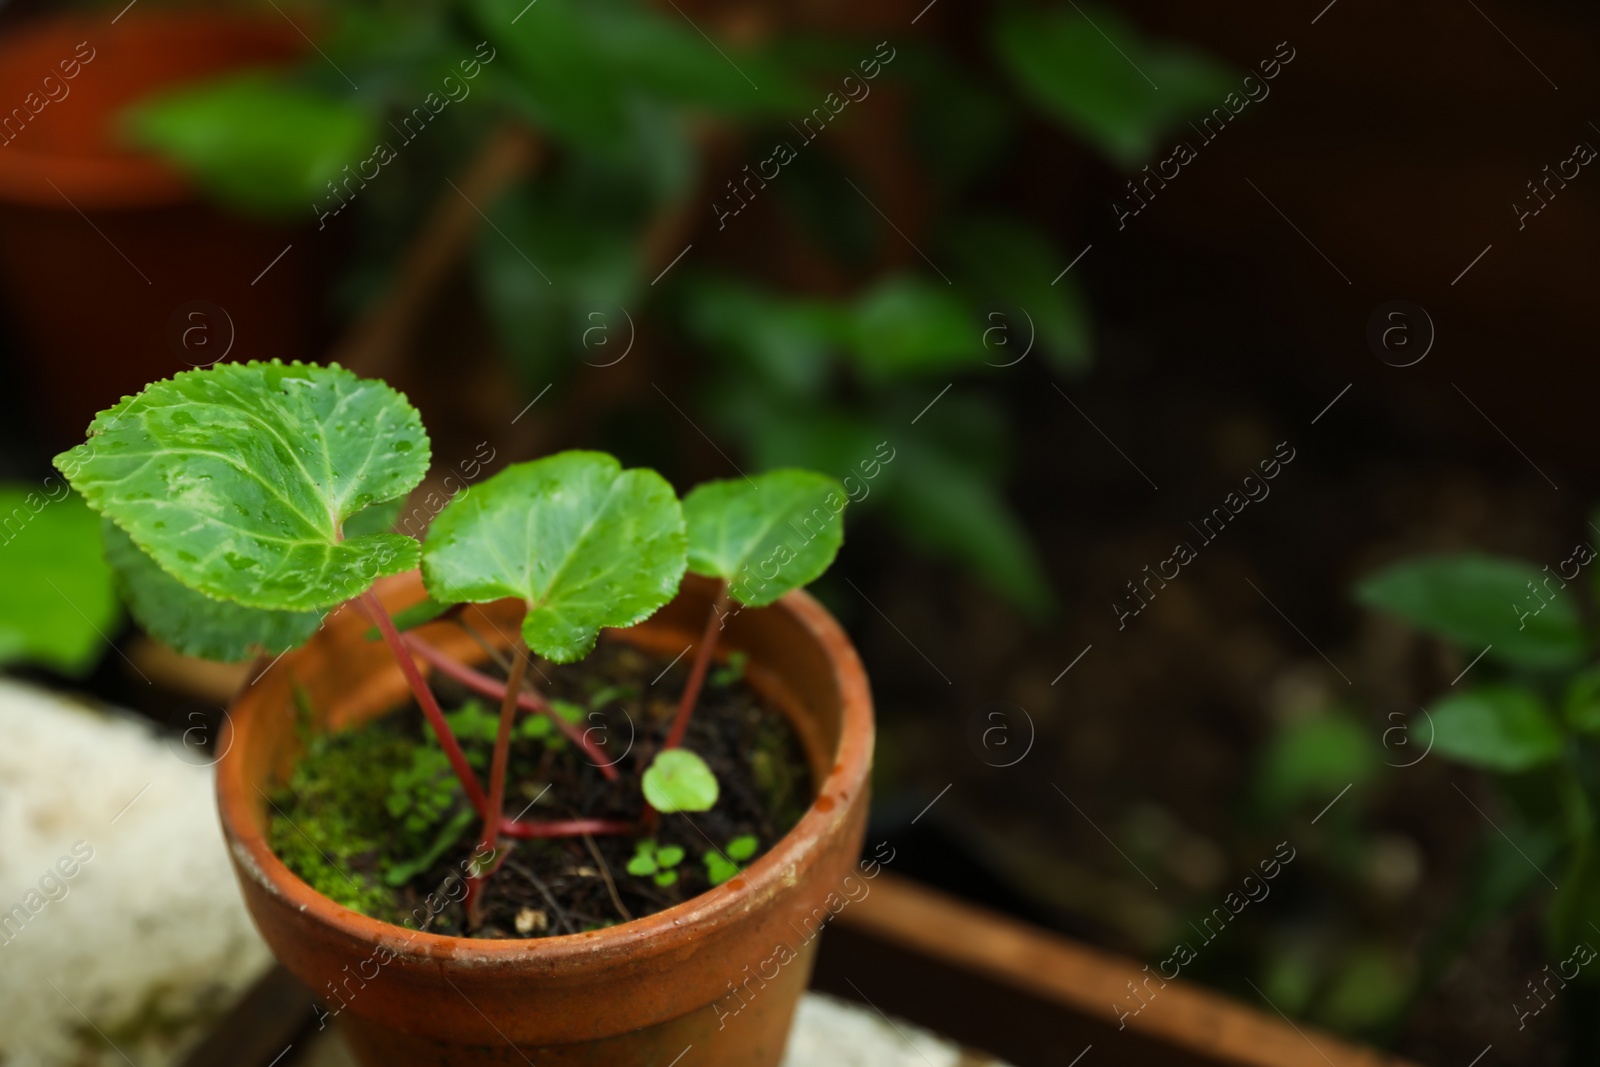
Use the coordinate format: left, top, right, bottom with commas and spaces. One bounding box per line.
268, 634, 813, 939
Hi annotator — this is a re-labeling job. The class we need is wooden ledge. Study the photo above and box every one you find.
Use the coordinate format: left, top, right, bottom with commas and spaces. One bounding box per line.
823, 871, 1419, 1067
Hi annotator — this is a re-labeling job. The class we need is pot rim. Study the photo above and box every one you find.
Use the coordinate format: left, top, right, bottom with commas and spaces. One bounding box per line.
215, 577, 874, 969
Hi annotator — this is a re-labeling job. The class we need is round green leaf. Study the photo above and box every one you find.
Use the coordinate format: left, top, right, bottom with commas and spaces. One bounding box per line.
0, 487, 117, 674
684, 470, 846, 607
1430, 686, 1564, 772
421, 451, 686, 663
103, 520, 324, 663
53, 362, 429, 612
642, 749, 719, 813
725, 835, 759, 861
704, 852, 740, 885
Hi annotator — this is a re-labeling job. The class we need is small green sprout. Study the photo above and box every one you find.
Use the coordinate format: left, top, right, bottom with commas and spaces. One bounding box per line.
386, 746, 456, 832
704, 834, 760, 886
626, 839, 688, 887
445, 700, 499, 742
709, 650, 749, 688
587, 683, 639, 709
642, 749, 719, 813
517, 700, 587, 746
443, 700, 500, 767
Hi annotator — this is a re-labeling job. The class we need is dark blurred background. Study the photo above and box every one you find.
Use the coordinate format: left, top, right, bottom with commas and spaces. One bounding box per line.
0, 0, 1596, 1064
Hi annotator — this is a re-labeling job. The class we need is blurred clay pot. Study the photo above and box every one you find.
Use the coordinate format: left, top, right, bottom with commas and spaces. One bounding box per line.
216, 572, 874, 1066
0, 13, 325, 449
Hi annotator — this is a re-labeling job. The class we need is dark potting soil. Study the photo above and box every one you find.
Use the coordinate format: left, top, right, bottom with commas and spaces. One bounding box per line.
268, 634, 813, 939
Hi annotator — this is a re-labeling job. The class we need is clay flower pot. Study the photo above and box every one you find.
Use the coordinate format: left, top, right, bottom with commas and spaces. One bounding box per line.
0, 13, 327, 450
216, 572, 874, 1065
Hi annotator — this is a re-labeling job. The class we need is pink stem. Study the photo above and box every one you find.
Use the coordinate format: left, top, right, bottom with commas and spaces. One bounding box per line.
403, 634, 620, 781
500, 817, 635, 839
467, 644, 529, 927
664, 582, 730, 751
359, 592, 488, 817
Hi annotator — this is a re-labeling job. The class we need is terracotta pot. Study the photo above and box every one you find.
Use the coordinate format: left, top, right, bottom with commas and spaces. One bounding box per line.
0, 13, 328, 450
216, 572, 874, 1065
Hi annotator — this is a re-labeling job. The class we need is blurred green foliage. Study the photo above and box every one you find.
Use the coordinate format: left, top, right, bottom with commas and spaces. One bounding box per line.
1358, 543, 1600, 955
993, 5, 1236, 167
1237, 536, 1600, 1038
122, 75, 376, 214
0, 485, 117, 675
1356, 553, 1588, 669
1228, 536, 1600, 1039
123, 0, 1238, 614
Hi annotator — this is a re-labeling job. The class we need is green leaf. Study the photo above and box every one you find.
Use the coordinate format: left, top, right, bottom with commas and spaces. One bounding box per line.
642, 748, 719, 813
681, 276, 849, 395
654, 870, 679, 887
657, 845, 685, 868
551, 700, 586, 725
1564, 668, 1600, 734
104, 521, 324, 663
445, 700, 500, 746
945, 216, 1092, 376
1548, 833, 1600, 953
847, 277, 981, 381
0, 487, 117, 674
1317, 945, 1411, 1031
121, 74, 374, 216
896, 44, 1016, 197
710, 650, 748, 687
885, 452, 1052, 617
704, 851, 740, 886
473, 0, 804, 151
474, 179, 645, 388
1439, 815, 1561, 956
684, 469, 847, 607
1254, 711, 1380, 815
992, 4, 1236, 168
421, 451, 686, 663
471, 0, 631, 151
343, 497, 406, 538
55, 362, 429, 612
725, 834, 759, 861
625, 848, 657, 877
1356, 554, 1587, 669
587, 683, 638, 709
1429, 687, 1563, 772
383, 806, 475, 887
587, 3, 808, 115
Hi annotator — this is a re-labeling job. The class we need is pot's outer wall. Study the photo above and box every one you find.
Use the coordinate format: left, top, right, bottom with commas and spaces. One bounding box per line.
217, 573, 875, 1065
